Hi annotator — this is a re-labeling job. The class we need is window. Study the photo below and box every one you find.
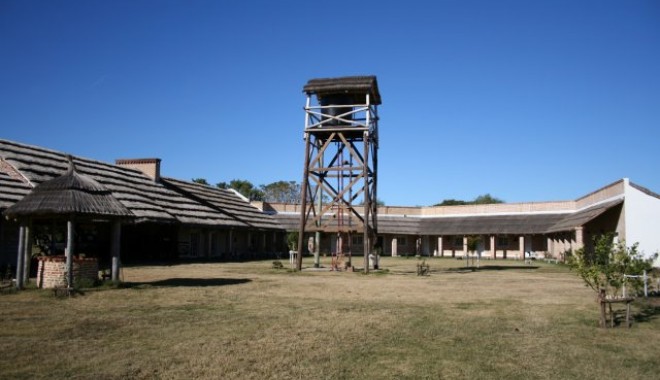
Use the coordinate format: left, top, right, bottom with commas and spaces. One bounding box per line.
398, 237, 408, 246
497, 236, 509, 248
453, 237, 464, 248
352, 235, 364, 245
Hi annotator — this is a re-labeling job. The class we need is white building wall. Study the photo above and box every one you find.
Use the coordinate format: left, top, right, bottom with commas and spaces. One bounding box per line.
624, 179, 660, 266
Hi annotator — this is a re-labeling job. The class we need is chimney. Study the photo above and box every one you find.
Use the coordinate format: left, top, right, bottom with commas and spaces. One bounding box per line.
115, 158, 161, 181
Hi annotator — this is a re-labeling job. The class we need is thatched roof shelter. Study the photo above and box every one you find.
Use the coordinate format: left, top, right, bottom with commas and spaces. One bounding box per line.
3, 156, 133, 290
3, 156, 132, 219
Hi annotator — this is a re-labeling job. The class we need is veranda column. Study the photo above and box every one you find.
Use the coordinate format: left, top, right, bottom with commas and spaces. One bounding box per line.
111, 221, 121, 282
437, 236, 443, 257
391, 237, 398, 257
519, 235, 525, 260
15, 224, 25, 290
462, 236, 468, 258
547, 236, 554, 258
490, 235, 496, 260
563, 234, 571, 261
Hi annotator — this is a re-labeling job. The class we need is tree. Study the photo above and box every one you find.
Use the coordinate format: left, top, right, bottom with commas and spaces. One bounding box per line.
435, 199, 468, 206
568, 233, 657, 297
568, 233, 657, 327
472, 193, 504, 204
216, 179, 264, 201
192, 178, 209, 185
287, 231, 299, 251
261, 181, 301, 204
434, 194, 504, 207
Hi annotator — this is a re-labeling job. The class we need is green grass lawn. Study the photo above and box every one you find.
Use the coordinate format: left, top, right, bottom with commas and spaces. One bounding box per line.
1, 257, 659, 379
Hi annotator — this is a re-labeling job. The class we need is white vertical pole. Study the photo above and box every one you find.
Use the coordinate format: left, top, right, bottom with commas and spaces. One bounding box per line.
66, 219, 75, 289
111, 221, 121, 282
643, 270, 648, 298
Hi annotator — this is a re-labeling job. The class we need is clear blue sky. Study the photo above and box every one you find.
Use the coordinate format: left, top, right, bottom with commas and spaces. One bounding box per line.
1, 0, 659, 206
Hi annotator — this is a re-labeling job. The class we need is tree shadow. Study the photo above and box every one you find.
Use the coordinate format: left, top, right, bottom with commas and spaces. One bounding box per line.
123, 278, 251, 288
633, 298, 660, 324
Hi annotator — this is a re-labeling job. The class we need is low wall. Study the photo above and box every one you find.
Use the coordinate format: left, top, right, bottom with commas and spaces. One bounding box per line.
36, 256, 99, 289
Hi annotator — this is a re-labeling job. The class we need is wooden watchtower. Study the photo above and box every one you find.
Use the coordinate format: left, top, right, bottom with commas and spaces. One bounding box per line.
296, 76, 381, 272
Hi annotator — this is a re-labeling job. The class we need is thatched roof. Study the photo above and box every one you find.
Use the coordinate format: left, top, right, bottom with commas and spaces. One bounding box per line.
0, 139, 283, 230
3, 157, 132, 219
418, 213, 567, 235
303, 76, 382, 105
545, 198, 623, 233
161, 177, 283, 230
0, 166, 31, 210
271, 199, 623, 237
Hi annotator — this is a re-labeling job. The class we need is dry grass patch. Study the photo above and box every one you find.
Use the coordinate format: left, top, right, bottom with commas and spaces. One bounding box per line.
1, 257, 659, 379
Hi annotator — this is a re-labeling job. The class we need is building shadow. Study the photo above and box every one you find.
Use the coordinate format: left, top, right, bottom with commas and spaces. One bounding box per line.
446, 265, 539, 273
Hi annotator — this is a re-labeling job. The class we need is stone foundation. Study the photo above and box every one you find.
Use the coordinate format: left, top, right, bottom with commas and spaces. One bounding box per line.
36, 256, 99, 288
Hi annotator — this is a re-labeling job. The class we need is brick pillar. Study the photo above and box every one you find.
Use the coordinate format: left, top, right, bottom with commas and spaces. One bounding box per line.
519, 235, 525, 260
547, 236, 554, 258
573, 227, 584, 252
437, 236, 443, 257
391, 237, 398, 257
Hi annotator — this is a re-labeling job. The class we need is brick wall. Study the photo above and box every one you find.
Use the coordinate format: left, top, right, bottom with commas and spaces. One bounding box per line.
36, 256, 99, 288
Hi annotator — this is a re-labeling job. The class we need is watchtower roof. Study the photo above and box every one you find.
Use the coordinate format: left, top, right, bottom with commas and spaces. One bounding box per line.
303, 76, 381, 105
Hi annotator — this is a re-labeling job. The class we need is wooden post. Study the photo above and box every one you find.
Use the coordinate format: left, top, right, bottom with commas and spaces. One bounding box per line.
363, 130, 370, 274
15, 224, 25, 290
296, 131, 311, 271
22, 222, 32, 284
111, 221, 121, 282
66, 219, 75, 289
598, 289, 607, 328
